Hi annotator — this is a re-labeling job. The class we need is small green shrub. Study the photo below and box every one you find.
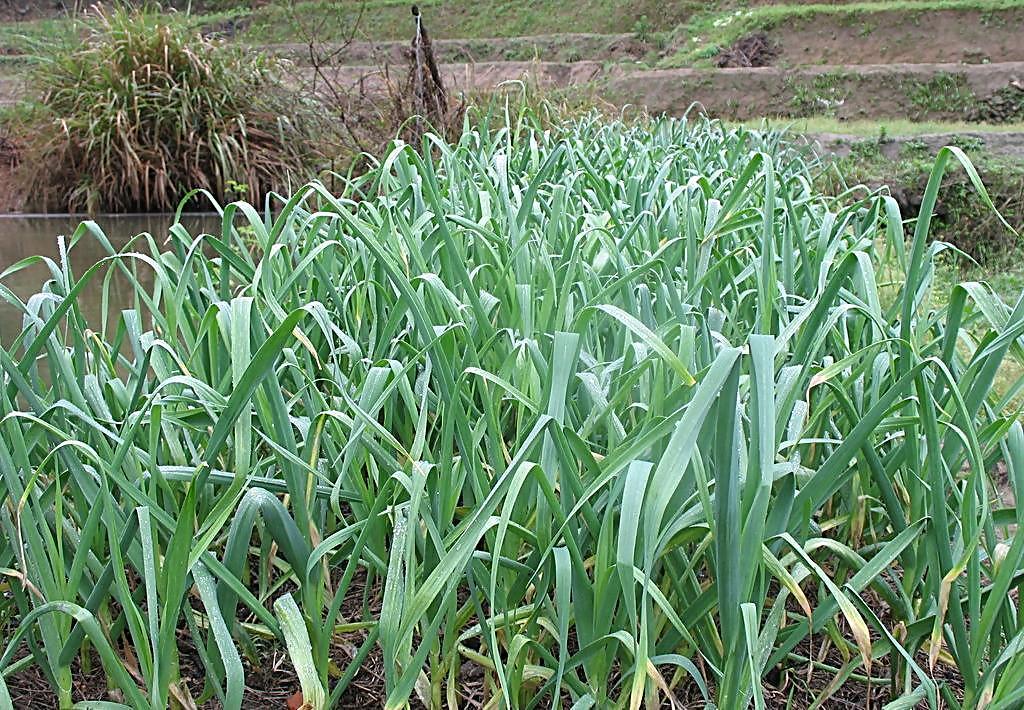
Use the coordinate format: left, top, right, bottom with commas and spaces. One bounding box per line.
633, 14, 652, 43
903, 137, 930, 155
22, 5, 320, 212
785, 71, 852, 117
905, 73, 975, 120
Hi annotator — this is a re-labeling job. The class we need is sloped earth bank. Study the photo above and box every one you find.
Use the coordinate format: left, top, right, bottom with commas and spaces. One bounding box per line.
714, 8, 1024, 67
303, 60, 1024, 123
603, 62, 1024, 122
1, 54, 1022, 124
244, 8, 1024, 68
261, 32, 649, 66
801, 131, 1024, 161
259, 7, 1024, 68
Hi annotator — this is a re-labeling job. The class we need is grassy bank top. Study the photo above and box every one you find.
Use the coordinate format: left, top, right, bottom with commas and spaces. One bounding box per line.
0, 0, 1021, 59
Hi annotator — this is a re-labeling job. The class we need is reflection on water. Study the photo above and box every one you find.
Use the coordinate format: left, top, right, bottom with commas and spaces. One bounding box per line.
0, 214, 221, 348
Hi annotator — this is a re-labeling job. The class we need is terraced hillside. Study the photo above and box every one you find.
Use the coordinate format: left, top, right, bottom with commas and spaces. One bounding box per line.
0, 0, 1021, 218
0, 0, 1021, 126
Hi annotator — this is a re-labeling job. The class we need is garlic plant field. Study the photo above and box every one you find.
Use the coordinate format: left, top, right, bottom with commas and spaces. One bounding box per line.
1, 115, 1022, 709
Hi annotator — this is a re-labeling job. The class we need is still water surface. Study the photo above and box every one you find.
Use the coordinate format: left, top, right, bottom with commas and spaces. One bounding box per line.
0, 214, 221, 347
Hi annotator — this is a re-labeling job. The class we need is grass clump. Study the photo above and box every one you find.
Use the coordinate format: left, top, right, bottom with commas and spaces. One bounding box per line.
1, 111, 1024, 708
20, 5, 318, 212
906, 73, 976, 120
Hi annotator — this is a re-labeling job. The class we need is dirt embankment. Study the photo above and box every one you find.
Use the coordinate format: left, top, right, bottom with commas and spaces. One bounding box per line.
606, 62, 1024, 122
265, 32, 649, 66
758, 8, 1024, 66
2, 57, 1019, 122
296, 59, 1023, 124
307, 60, 608, 96
260, 8, 1024, 68
802, 131, 1024, 161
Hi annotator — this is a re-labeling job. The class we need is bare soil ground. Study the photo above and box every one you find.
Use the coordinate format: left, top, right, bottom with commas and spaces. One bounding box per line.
755, 8, 1024, 66
4, 54, 1020, 123
2, 616, 962, 709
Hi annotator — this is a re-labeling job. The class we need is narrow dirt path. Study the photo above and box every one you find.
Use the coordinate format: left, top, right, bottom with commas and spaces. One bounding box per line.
800, 131, 1024, 161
